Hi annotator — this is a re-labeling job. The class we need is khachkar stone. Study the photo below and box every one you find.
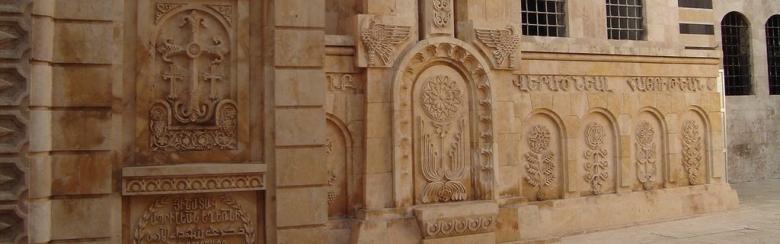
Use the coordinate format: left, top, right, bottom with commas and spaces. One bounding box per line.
360, 19, 411, 67
682, 120, 704, 185
475, 26, 521, 69
133, 194, 256, 244
583, 123, 609, 195
150, 7, 238, 152
419, 75, 468, 203
635, 121, 658, 190
524, 125, 556, 200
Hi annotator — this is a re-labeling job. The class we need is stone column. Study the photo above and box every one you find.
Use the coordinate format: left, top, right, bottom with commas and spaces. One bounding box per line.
29, 0, 118, 243
269, 0, 329, 242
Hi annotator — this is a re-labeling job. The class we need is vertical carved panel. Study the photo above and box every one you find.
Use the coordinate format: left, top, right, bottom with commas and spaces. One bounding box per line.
579, 113, 618, 196
137, 0, 248, 164
414, 67, 471, 204
681, 120, 705, 185
0, 1, 28, 242
326, 120, 349, 218
521, 117, 563, 201
634, 110, 666, 191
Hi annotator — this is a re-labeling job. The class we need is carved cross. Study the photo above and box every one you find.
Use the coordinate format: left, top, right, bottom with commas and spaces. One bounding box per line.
162, 64, 184, 99
202, 65, 224, 101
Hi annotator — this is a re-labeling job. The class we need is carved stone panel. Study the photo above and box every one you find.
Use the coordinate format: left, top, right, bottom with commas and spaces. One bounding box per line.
357, 15, 412, 68
521, 113, 564, 201
413, 66, 472, 204
136, 0, 249, 164
633, 111, 666, 191
421, 0, 454, 38
326, 120, 349, 218
130, 192, 259, 244
679, 110, 709, 186
579, 114, 618, 196
474, 26, 520, 70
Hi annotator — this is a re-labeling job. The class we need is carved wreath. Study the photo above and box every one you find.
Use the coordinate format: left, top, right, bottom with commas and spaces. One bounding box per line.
422, 75, 463, 122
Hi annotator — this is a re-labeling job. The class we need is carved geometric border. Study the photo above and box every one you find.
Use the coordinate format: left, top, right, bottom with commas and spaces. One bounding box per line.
123, 173, 265, 195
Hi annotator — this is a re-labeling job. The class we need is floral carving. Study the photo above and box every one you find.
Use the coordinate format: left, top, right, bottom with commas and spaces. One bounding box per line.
422, 76, 463, 122
154, 2, 185, 23
583, 123, 608, 195
636, 121, 657, 190
361, 19, 411, 67
327, 170, 337, 205
420, 215, 496, 239
682, 120, 704, 185
475, 26, 521, 69
432, 0, 451, 28
151, 9, 237, 151
524, 125, 556, 200
123, 173, 264, 195
419, 120, 468, 203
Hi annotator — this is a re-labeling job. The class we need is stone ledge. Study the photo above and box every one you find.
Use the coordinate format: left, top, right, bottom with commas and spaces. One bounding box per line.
122, 163, 266, 196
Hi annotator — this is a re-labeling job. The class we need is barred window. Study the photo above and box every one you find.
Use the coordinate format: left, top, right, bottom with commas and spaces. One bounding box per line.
521, 0, 566, 37
606, 0, 645, 40
767, 15, 780, 95
721, 12, 752, 96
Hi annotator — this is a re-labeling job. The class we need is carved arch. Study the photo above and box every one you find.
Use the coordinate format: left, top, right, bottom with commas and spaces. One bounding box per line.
326, 114, 356, 218
392, 37, 496, 207
521, 108, 567, 201
636, 107, 669, 190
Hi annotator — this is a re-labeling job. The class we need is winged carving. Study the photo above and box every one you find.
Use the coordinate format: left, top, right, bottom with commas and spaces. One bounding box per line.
475, 26, 521, 68
361, 20, 411, 67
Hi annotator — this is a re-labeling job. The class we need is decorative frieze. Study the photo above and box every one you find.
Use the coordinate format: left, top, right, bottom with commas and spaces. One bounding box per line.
420, 214, 497, 239
123, 173, 264, 195
475, 26, 521, 69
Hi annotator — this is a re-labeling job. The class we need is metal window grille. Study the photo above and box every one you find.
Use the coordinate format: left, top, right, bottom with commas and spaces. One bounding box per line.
522, 0, 566, 37
721, 12, 752, 96
606, 0, 645, 40
767, 16, 780, 95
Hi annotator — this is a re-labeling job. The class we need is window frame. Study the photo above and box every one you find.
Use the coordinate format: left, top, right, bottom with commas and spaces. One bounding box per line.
521, 0, 568, 37
766, 15, 780, 95
721, 12, 753, 96
605, 0, 646, 41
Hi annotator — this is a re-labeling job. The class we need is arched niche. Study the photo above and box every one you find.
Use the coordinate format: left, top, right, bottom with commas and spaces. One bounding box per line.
326, 114, 354, 218
579, 108, 620, 196
677, 107, 711, 186
520, 109, 567, 201
633, 107, 668, 191
392, 38, 496, 207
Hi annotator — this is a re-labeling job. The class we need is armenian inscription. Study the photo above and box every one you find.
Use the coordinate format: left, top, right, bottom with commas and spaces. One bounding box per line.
133, 194, 256, 244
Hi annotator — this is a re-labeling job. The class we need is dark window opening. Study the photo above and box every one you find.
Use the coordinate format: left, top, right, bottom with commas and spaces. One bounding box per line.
522, 0, 566, 37
767, 15, 780, 95
606, 0, 645, 40
721, 12, 752, 96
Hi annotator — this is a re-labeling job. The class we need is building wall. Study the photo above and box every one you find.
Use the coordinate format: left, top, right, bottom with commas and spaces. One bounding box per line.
716, 2, 780, 183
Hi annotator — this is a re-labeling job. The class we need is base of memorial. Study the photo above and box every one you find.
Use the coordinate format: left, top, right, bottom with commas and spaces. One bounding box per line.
342, 183, 738, 243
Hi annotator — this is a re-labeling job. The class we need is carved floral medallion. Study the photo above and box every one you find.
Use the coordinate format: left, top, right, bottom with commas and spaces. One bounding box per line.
422, 75, 463, 122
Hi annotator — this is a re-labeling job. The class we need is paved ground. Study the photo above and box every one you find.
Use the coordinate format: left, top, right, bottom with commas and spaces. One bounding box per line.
560, 180, 780, 244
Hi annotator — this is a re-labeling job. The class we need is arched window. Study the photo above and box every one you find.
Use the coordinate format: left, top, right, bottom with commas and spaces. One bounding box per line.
522, 0, 567, 37
767, 15, 780, 95
721, 12, 752, 95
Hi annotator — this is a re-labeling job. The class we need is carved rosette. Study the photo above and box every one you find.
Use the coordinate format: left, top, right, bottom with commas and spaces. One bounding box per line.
418, 75, 468, 203
420, 215, 496, 239
524, 125, 556, 200
475, 26, 520, 69
150, 5, 238, 152
635, 121, 657, 190
395, 41, 495, 203
360, 19, 411, 67
682, 120, 704, 185
583, 123, 608, 195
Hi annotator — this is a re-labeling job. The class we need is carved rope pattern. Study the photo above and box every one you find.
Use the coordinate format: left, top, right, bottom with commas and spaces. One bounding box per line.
123, 174, 264, 195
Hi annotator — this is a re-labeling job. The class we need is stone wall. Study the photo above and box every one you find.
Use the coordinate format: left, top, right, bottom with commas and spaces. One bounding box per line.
716, 2, 780, 183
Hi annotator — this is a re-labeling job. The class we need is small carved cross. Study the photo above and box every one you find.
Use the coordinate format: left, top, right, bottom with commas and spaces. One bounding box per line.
202, 64, 224, 101
162, 64, 184, 99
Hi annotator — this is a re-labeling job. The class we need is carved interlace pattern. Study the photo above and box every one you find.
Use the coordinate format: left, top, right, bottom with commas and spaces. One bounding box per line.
361, 20, 411, 66
682, 120, 703, 185
524, 125, 556, 200
421, 215, 497, 239
583, 123, 608, 195
635, 121, 657, 190
432, 0, 451, 28
123, 173, 264, 195
475, 26, 521, 68
154, 3, 186, 23
422, 76, 463, 122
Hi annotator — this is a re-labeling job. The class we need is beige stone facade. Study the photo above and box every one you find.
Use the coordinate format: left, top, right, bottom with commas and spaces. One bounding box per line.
0, 0, 754, 243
